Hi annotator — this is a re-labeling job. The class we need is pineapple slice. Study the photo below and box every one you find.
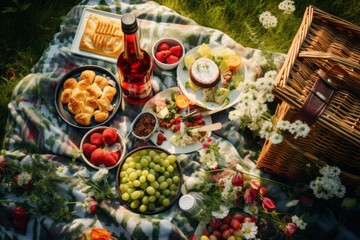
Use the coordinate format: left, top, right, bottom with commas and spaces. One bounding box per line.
184, 54, 196, 69
186, 78, 202, 91
197, 43, 213, 58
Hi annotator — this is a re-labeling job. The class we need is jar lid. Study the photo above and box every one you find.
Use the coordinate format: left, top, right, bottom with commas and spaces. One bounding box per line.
121, 13, 138, 34
179, 194, 195, 211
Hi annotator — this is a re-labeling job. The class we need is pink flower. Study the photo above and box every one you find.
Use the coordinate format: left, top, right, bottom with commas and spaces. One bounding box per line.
231, 172, 244, 187
262, 197, 276, 211
284, 223, 297, 237
244, 188, 257, 204
84, 197, 98, 214
249, 179, 261, 190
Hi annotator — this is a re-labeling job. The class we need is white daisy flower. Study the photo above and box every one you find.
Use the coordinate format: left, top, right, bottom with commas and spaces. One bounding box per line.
56, 165, 69, 177
74, 166, 90, 178
269, 131, 283, 144
92, 168, 108, 182
212, 205, 230, 219
242, 222, 258, 239
279, 0, 296, 14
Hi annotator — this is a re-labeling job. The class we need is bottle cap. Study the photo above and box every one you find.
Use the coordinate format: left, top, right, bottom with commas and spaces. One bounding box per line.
121, 13, 138, 34
179, 194, 196, 211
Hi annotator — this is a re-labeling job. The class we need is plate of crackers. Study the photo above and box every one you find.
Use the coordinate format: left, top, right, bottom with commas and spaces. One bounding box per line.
71, 8, 124, 63
55, 65, 122, 129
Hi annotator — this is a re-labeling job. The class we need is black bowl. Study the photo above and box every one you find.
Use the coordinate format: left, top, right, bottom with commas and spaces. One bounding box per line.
116, 146, 183, 214
54, 65, 121, 129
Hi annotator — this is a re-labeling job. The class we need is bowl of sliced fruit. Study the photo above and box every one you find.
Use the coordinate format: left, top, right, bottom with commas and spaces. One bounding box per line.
152, 37, 185, 70
80, 126, 126, 170
116, 146, 183, 214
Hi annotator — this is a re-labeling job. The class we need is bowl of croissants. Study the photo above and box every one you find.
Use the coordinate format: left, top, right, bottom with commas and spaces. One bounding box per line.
55, 65, 121, 129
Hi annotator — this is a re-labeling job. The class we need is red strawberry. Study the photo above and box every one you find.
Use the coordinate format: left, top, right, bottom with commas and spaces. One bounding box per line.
102, 128, 118, 145
170, 45, 182, 57
166, 55, 179, 64
104, 152, 118, 167
157, 42, 170, 51
222, 229, 232, 239
90, 133, 103, 146
210, 218, 221, 229
233, 213, 245, 222
155, 51, 166, 63
156, 132, 167, 145
82, 143, 97, 158
90, 148, 105, 166
212, 230, 222, 239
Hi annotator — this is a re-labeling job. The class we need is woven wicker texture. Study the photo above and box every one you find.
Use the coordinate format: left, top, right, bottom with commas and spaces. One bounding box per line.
257, 5, 360, 186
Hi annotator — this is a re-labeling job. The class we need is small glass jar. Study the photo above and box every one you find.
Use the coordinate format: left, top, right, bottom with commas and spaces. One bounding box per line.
179, 192, 204, 217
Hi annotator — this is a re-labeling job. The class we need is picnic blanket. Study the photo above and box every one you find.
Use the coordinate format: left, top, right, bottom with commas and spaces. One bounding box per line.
1, 0, 359, 239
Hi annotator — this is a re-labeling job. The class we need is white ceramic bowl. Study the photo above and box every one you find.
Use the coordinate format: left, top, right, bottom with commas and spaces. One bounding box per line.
152, 37, 185, 70
80, 126, 126, 170
131, 111, 159, 141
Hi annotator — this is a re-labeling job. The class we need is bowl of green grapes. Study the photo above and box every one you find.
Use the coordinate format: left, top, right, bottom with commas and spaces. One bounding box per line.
116, 146, 183, 214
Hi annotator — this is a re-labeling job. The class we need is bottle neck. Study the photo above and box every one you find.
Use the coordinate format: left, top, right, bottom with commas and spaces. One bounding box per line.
123, 32, 143, 59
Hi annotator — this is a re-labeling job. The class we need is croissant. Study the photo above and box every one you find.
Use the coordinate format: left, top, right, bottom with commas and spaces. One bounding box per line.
86, 83, 103, 98
75, 113, 92, 126
82, 105, 95, 115
71, 89, 87, 102
93, 110, 109, 123
68, 98, 85, 115
61, 88, 73, 104
63, 78, 78, 90
80, 70, 96, 84
97, 96, 113, 112
102, 86, 117, 102
77, 80, 91, 90
85, 95, 98, 109
94, 75, 109, 89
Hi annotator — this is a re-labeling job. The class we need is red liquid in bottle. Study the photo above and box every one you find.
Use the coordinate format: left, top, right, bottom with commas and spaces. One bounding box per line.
117, 14, 153, 105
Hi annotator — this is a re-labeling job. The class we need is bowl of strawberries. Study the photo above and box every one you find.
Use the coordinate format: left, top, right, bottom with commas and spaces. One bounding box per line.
152, 37, 185, 70
80, 126, 126, 170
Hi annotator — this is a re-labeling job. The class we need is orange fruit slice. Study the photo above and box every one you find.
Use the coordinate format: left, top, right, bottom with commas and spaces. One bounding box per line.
226, 54, 242, 70
175, 95, 190, 109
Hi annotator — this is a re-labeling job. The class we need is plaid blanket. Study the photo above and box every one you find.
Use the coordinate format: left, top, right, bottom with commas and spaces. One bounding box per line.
3, 1, 356, 239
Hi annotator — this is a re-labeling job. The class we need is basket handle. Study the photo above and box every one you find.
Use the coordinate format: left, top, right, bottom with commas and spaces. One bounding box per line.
298, 51, 360, 70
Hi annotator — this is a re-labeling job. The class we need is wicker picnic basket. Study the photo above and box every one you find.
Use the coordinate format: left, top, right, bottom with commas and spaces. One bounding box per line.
256, 6, 360, 187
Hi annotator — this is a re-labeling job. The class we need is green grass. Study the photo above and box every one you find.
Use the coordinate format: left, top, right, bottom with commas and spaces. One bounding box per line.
1, 0, 360, 145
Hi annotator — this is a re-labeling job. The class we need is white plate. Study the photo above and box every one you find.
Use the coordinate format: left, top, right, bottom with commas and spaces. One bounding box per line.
142, 87, 212, 154
176, 44, 246, 110
71, 8, 121, 63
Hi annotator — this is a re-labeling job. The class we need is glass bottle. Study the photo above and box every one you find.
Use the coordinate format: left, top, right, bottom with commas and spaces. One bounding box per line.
117, 13, 153, 105
179, 192, 204, 217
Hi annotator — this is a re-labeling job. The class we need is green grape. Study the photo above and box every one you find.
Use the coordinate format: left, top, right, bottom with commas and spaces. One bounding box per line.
129, 161, 136, 169
148, 202, 155, 212
172, 176, 180, 184
126, 168, 135, 175
162, 198, 171, 207
153, 164, 161, 172
140, 158, 149, 167
149, 169, 156, 176
149, 150, 156, 158
166, 165, 174, 173
160, 167, 165, 173
151, 181, 159, 189
133, 155, 141, 163
153, 155, 161, 163
160, 152, 168, 159
169, 183, 178, 191
140, 182, 148, 189
146, 186, 156, 195
157, 175, 165, 183
133, 180, 141, 187
166, 178, 173, 186
147, 173, 155, 182
155, 191, 161, 198
135, 163, 142, 170
170, 190, 177, 197
149, 162, 155, 169
139, 204, 147, 212
129, 172, 138, 181
121, 177, 129, 183
162, 189, 170, 196
130, 200, 140, 209
120, 171, 127, 178
142, 196, 149, 205
149, 195, 156, 203
131, 190, 141, 200
163, 171, 170, 178
161, 159, 170, 168
141, 170, 149, 177
121, 192, 130, 201
159, 181, 168, 190
158, 195, 165, 205
167, 155, 177, 163
127, 188, 135, 194
139, 175, 146, 183
120, 184, 129, 193
140, 149, 148, 156
122, 163, 129, 170
125, 157, 133, 163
